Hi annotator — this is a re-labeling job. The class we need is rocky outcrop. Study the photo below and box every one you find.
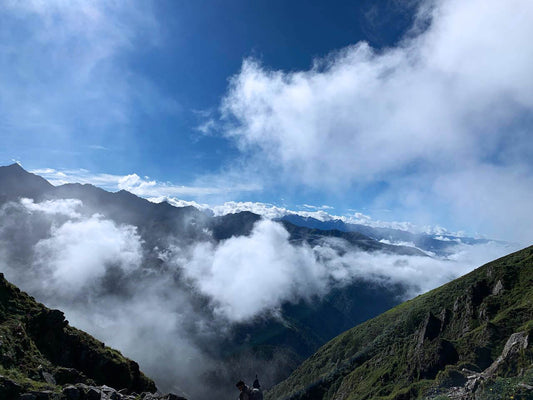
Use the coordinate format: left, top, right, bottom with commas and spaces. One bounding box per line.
21, 299, 155, 393
0, 378, 188, 400
430, 330, 532, 399
0, 274, 161, 398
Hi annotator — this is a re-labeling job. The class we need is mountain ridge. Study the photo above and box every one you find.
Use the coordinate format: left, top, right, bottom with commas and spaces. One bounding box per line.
0, 163, 516, 399
267, 246, 533, 400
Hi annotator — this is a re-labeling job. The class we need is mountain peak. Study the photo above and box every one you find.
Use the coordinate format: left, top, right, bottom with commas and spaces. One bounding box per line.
0, 163, 54, 200
5, 162, 25, 170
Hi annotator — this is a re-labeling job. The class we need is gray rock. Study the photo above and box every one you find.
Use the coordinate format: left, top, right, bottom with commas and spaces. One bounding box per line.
484, 331, 529, 377
63, 385, 80, 400
40, 371, 56, 386
0, 375, 22, 398
18, 394, 38, 400
85, 387, 101, 400
492, 279, 504, 295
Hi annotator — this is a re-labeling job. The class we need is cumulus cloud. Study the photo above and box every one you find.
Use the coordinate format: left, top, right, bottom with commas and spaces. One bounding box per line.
182, 220, 326, 321
147, 196, 211, 211
20, 198, 83, 219
30, 168, 262, 198
33, 215, 142, 293
117, 173, 260, 197
218, 0, 533, 243
181, 219, 517, 322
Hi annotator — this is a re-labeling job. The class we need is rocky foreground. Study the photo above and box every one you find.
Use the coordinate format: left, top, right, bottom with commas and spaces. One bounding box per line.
0, 378, 186, 400
0, 273, 184, 400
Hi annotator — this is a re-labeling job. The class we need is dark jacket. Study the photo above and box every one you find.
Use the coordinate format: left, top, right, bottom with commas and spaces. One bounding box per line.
239, 385, 253, 400
251, 387, 263, 400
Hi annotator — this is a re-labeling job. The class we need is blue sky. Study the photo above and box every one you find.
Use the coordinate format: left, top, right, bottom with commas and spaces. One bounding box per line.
1, 0, 533, 243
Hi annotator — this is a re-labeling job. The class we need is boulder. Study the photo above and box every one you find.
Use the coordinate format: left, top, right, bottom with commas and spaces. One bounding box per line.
0, 375, 22, 399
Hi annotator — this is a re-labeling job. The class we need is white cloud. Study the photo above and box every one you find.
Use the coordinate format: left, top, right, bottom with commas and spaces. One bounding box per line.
147, 196, 211, 211
218, 0, 533, 243
29, 168, 261, 197
210, 201, 463, 235
432, 165, 533, 242
211, 201, 290, 219
20, 198, 83, 219
302, 204, 334, 210
26, 167, 482, 237
0, 195, 520, 398
33, 215, 142, 293
181, 219, 517, 322
182, 220, 326, 321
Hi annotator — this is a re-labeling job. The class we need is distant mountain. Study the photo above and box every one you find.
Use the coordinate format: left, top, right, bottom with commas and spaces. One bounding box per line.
267, 246, 533, 400
280, 214, 493, 255
0, 163, 54, 202
280, 222, 426, 256
0, 164, 422, 255
0, 272, 161, 399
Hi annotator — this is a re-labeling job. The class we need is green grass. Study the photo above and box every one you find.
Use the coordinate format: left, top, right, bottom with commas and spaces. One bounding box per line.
267, 246, 533, 400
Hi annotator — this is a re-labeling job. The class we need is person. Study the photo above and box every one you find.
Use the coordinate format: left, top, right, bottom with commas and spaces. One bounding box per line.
236, 380, 253, 400
251, 376, 263, 400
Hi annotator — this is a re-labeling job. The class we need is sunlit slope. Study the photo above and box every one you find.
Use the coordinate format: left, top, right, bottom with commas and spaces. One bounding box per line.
268, 246, 533, 400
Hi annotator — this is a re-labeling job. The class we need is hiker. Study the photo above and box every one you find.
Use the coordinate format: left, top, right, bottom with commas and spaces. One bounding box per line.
236, 380, 253, 400
251, 376, 263, 400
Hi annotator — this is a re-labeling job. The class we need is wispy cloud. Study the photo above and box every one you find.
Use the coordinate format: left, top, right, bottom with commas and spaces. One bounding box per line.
30, 168, 261, 197
302, 204, 334, 210
218, 0, 533, 243
0, 0, 177, 158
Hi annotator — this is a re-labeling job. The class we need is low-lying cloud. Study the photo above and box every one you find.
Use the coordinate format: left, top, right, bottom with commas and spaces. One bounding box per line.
34, 215, 142, 293
181, 219, 516, 322
182, 220, 326, 321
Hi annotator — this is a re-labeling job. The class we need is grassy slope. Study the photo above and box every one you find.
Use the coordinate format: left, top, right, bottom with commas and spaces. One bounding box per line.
267, 246, 533, 400
0, 272, 156, 394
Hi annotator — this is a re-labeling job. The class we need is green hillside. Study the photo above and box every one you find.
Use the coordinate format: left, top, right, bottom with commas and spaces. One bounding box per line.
267, 246, 533, 400
0, 272, 156, 397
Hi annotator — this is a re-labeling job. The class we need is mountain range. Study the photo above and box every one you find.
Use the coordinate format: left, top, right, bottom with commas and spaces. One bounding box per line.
0, 163, 522, 400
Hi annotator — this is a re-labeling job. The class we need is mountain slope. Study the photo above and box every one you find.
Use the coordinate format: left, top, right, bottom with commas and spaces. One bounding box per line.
0, 272, 156, 397
0, 164, 54, 202
267, 246, 533, 400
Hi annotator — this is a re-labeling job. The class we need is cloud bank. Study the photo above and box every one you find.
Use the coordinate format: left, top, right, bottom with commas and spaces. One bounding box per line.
181, 219, 515, 322
219, 0, 533, 243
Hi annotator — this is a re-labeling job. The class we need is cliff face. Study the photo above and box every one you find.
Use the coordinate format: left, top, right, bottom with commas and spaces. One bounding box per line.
267, 246, 533, 400
0, 272, 157, 398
